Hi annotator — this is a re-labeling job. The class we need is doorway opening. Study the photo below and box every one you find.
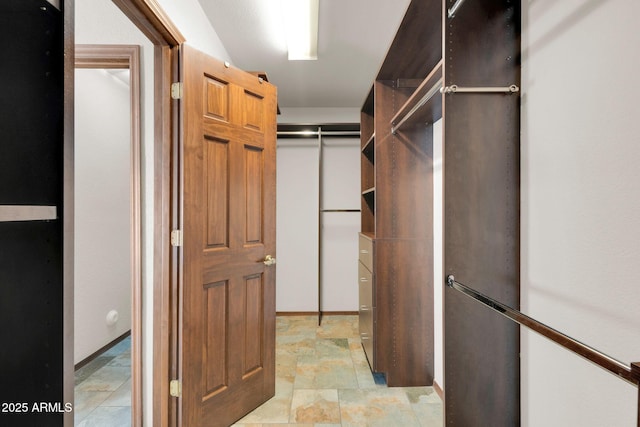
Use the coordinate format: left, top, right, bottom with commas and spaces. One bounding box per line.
73, 45, 142, 426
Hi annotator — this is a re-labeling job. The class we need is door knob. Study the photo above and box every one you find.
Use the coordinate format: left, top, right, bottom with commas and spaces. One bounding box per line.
262, 255, 276, 266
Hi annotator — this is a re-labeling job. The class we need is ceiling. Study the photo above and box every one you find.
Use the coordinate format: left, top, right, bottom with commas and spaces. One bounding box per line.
197, 0, 412, 109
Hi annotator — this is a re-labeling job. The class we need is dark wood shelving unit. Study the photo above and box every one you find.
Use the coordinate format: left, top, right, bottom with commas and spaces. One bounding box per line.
359, 1, 521, 422
357, 0, 441, 388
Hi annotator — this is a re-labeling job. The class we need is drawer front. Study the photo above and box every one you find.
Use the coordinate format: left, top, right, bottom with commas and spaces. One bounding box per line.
358, 261, 374, 368
358, 234, 373, 271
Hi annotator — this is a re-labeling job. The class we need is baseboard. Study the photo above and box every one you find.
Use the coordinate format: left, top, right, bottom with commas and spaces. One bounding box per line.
433, 380, 444, 400
276, 311, 359, 316
74, 330, 131, 370
276, 311, 319, 316
322, 311, 358, 316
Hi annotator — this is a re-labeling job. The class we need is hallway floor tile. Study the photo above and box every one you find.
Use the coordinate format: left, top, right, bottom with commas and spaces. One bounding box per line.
233, 315, 443, 427
73, 316, 443, 426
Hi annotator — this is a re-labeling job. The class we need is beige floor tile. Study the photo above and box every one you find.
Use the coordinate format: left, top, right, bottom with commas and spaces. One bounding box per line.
75, 406, 131, 427
74, 315, 443, 426
294, 355, 359, 389
236, 394, 292, 424
405, 386, 444, 427
316, 315, 359, 339
339, 388, 421, 427
75, 366, 130, 393
277, 335, 317, 356
277, 315, 319, 336
289, 389, 341, 424
74, 391, 112, 424
100, 378, 132, 407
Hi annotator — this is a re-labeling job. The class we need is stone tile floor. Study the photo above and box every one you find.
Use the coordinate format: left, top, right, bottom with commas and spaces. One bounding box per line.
232, 315, 443, 426
74, 336, 132, 426
72, 315, 443, 426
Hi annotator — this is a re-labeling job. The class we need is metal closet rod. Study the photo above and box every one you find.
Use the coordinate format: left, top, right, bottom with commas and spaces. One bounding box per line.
446, 275, 640, 387
441, 84, 520, 94
392, 77, 443, 135
448, 0, 469, 18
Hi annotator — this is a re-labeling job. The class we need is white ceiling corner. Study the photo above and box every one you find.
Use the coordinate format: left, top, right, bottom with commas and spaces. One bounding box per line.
197, 0, 411, 109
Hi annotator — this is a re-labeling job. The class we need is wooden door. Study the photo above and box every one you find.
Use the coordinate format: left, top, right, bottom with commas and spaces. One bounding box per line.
178, 44, 277, 427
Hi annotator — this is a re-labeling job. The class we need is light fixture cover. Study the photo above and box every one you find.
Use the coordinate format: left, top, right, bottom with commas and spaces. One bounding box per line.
282, 0, 319, 60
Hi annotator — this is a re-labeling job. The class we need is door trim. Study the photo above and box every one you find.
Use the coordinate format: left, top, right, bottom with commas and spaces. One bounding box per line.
108, 1, 184, 427
64, 1, 184, 426
74, 44, 142, 427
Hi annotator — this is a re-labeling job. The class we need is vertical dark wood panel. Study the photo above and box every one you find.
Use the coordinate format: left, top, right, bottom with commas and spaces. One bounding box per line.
0, 1, 65, 425
373, 80, 396, 240
364, 77, 434, 385
375, 239, 433, 386
443, 0, 521, 425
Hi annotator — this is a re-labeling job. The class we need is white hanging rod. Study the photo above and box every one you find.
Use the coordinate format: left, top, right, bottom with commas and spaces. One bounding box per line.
441, 84, 520, 94
392, 78, 443, 135
448, 0, 469, 18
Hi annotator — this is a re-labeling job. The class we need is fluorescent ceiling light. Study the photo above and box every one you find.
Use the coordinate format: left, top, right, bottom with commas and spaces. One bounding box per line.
281, 0, 319, 60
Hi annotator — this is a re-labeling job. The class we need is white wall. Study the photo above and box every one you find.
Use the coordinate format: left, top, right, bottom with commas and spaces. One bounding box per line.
154, 0, 232, 61
521, 1, 640, 426
432, 118, 443, 388
276, 137, 361, 313
320, 212, 360, 311
74, 69, 131, 363
276, 139, 319, 312
279, 107, 360, 124
76, 1, 231, 424
320, 138, 361, 312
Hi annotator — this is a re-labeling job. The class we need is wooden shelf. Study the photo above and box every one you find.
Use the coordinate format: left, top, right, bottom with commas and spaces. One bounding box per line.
362, 187, 376, 197
390, 60, 443, 133
362, 133, 375, 161
360, 231, 375, 240
362, 187, 375, 213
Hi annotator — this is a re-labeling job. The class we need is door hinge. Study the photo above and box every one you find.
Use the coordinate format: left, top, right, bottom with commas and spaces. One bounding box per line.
171, 229, 183, 247
171, 82, 183, 99
169, 379, 182, 398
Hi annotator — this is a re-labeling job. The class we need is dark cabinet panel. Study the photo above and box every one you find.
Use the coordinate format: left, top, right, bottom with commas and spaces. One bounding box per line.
0, 2, 66, 425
